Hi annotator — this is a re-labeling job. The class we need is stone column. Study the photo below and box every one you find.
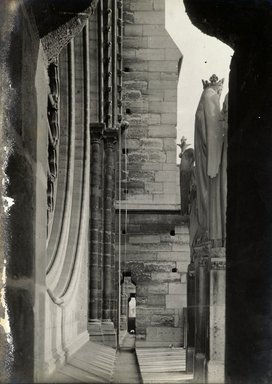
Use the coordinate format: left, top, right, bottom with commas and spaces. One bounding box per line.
194, 245, 210, 384
207, 248, 226, 384
88, 122, 104, 342
186, 262, 196, 373
101, 128, 118, 347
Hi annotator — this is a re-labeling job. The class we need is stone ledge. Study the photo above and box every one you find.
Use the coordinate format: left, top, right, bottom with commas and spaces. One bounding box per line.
115, 201, 181, 211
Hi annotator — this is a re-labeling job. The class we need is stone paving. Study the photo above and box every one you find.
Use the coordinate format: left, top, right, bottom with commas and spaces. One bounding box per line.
112, 333, 142, 384
49, 341, 116, 383
49, 332, 193, 383
136, 347, 193, 384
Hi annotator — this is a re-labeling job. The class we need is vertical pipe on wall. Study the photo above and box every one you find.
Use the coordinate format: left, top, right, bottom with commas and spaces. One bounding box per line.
112, 0, 117, 128
98, 0, 104, 123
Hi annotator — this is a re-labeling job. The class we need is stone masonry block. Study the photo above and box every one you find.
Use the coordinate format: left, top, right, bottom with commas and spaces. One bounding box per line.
124, 48, 136, 58
161, 72, 179, 81
149, 101, 177, 114
169, 282, 184, 295
144, 261, 176, 273
151, 272, 181, 282
162, 113, 177, 125
174, 233, 190, 243
127, 126, 147, 138
163, 182, 178, 194
127, 101, 149, 114
163, 138, 176, 151
126, 194, 153, 203
147, 294, 165, 306
127, 242, 172, 252
124, 80, 147, 90
148, 125, 176, 138
175, 226, 189, 235
148, 114, 161, 125
124, 71, 160, 82
130, 0, 153, 11
149, 80, 178, 89
134, 11, 164, 25
135, 48, 165, 61
123, 59, 148, 71
148, 36, 177, 49
157, 252, 190, 262
162, 163, 176, 171
129, 235, 160, 244
152, 194, 176, 205
155, 171, 176, 182
142, 163, 163, 171
164, 48, 182, 61
137, 296, 148, 305
125, 139, 140, 150
164, 90, 178, 101
146, 327, 183, 342
142, 24, 166, 36
148, 283, 169, 294
140, 138, 163, 150
181, 273, 187, 284
176, 262, 190, 272
160, 234, 177, 243
126, 252, 157, 261
153, 0, 165, 11
149, 61, 179, 73
145, 182, 163, 193
128, 151, 149, 163
142, 89, 164, 101
149, 151, 167, 163
151, 315, 174, 327
124, 36, 149, 48
172, 243, 190, 252
166, 294, 187, 309
166, 151, 177, 164
122, 87, 145, 101
128, 170, 155, 182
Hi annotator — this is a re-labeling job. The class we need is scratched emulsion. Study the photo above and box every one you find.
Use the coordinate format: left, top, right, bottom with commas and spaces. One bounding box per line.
0, 1, 18, 381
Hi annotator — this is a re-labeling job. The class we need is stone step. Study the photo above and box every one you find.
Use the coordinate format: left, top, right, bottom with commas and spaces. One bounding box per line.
141, 372, 194, 383
136, 347, 190, 384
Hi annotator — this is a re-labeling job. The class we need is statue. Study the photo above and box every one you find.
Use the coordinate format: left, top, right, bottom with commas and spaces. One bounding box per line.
194, 74, 226, 246
178, 136, 193, 215
178, 138, 199, 254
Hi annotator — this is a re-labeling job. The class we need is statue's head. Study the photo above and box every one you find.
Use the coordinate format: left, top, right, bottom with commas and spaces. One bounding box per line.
202, 74, 224, 96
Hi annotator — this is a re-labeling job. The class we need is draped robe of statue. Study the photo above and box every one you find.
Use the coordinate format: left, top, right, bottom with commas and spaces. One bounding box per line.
194, 84, 225, 245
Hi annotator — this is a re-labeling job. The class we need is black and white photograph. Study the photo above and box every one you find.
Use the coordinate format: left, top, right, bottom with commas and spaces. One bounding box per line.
0, 1, 271, 383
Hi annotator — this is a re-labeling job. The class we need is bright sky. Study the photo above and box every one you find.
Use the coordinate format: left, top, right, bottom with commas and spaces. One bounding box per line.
165, 0, 233, 158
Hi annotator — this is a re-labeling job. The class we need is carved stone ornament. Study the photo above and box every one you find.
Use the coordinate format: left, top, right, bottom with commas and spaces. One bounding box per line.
196, 255, 210, 268
103, 128, 119, 149
47, 61, 60, 232
211, 257, 226, 270
90, 122, 105, 144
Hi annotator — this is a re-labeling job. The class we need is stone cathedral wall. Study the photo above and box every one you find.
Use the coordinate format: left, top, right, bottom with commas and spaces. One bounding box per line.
117, 0, 190, 347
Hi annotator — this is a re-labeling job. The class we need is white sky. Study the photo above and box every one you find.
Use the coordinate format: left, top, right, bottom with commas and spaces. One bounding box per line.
165, 0, 233, 157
